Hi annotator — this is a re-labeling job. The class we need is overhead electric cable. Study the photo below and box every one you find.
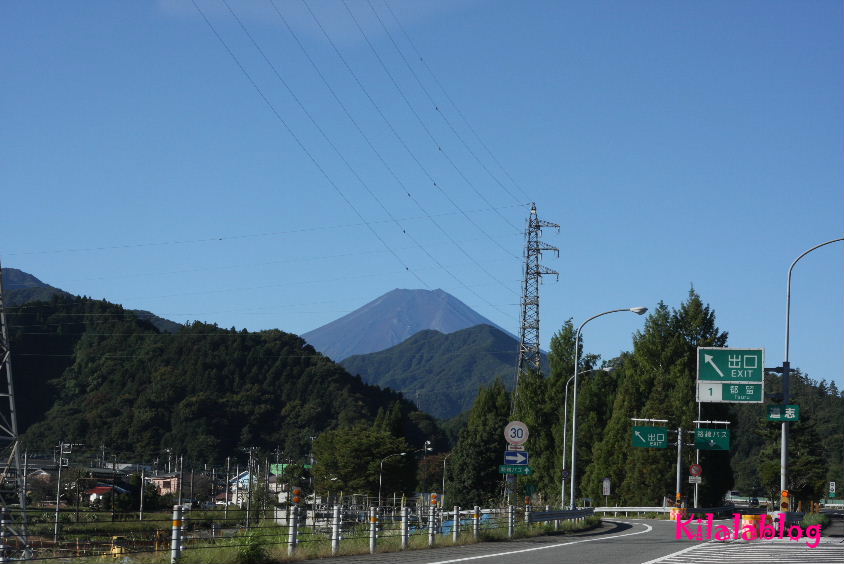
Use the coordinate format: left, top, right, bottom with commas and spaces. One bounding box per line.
380, 0, 533, 204
307, 0, 520, 260
267, 0, 516, 310
367, 0, 529, 210
341, 0, 523, 239
189, 0, 428, 289
3, 203, 522, 257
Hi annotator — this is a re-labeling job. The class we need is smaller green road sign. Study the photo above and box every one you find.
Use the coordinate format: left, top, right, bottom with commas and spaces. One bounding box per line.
499, 464, 534, 475
632, 426, 669, 448
695, 428, 730, 450
767, 404, 800, 421
697, 382, 763, 403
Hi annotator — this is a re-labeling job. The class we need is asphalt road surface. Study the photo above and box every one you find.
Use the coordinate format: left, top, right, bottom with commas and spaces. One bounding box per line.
312, 518, 844, 564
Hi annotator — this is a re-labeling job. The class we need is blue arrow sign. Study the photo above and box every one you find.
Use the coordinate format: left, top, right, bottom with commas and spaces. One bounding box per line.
504, 451, 529, 465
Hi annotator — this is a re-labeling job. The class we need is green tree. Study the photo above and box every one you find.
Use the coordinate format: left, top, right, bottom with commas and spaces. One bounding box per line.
312, 426, 413, 501
445, 380, 510, 507
583, 291, 729, 506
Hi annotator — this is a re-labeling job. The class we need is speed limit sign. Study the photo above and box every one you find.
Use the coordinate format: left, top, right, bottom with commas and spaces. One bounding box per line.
504, 421, 529, 446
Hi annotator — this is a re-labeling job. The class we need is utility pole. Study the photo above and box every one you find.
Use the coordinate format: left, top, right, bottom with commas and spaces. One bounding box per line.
139, 467, 145, 520
53, 441, 71, 543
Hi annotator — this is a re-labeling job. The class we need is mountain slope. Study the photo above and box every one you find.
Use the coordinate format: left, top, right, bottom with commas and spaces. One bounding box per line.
1, 267, 181, 333
341, 324, 523, 419
1, 267, 70, 305
302, 288, 511, 361
12, 295, 443, 460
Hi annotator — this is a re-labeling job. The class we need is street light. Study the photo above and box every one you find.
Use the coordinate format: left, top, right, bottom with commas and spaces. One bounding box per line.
779, 237, 843, 494
378, 452, 406, 507
569, 307, 647, 509
561, 368, 611, 507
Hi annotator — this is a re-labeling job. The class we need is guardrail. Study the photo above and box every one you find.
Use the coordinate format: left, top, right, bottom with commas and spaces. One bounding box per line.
528, 507, 594, 523
594, 505, 736, 518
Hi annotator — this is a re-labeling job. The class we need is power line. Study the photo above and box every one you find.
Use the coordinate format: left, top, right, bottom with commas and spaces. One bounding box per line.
380, 0, 533, 204
366, 0, 529, 213
263, 1, 521, 314
189, 0, 428, 289
219, 0, 509, 315
318, 1, 521, 261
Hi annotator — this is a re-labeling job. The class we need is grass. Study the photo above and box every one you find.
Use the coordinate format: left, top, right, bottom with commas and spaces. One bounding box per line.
20, 513, 602, 563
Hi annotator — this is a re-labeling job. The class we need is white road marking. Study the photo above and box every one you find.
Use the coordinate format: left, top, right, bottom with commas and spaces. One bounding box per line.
641, 538, 844, 563
425, 522, 654, 564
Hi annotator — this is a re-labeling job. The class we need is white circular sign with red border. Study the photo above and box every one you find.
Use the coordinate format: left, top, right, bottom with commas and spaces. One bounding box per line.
504, 420, 529, 446
690, 464, 703, 477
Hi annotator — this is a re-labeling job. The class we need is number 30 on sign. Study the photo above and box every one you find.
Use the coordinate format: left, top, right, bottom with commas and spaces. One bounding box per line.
504, 421, 529, 446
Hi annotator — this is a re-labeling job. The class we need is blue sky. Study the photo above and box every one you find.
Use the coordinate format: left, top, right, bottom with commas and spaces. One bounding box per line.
3, 1, 842, 389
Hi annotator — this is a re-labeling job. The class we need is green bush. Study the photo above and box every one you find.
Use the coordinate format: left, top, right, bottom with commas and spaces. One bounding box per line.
802, 512, 831, 529
235, 530, 269, 564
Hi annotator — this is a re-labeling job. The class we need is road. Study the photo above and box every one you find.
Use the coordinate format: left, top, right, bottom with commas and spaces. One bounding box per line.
312, 518, 844, 564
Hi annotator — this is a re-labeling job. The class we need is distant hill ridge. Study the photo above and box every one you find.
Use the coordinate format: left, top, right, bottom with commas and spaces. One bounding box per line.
342, 324, 535, 419
302, 288, 512, 361
1, 267, 181, 333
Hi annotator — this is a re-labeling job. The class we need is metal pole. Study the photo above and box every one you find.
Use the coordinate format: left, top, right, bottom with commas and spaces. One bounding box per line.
332, 505, 341, 555
224, 457, 230, 522
675, 427, 683, 505
694, 403, 700, 508
428, 504, 435, 547
561, 377, 570, 508
452, 506, 459, 542
287, 505, 298, 556
569, 308, 646, 509
507, 505, 514, 538
53, 442, 63, 544
139, 467, 145, 520
0, 508, 6, 564
369, 506, 377, 554
170, 505, 182, 564
473, 505, 480, 539
400, 506, 408, 550
782, 238, 843, 493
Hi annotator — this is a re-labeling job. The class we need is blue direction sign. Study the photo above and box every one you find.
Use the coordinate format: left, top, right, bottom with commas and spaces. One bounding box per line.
504, 451, 529, 465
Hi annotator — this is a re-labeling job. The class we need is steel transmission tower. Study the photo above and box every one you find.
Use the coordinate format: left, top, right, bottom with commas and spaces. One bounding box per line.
0, 262, 30, 556
515, 203, 559, 389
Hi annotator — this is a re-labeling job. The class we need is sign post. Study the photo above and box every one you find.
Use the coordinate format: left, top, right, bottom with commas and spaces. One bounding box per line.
696, 347, 764, 404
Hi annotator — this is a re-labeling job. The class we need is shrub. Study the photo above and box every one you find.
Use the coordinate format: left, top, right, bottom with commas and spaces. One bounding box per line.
802, 512, 831, 529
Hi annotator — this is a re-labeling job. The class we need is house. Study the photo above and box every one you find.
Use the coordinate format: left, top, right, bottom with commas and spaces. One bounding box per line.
87, 485, 129, 503
149, 473, 181, 496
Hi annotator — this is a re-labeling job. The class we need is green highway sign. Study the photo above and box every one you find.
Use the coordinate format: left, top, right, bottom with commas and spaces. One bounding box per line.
695, 428, 730, 451
632, 426, 669, 448
697, 347, 764, 404
499, 464, 534, 475
698, 382, 763, 403
767, 404, 800, 421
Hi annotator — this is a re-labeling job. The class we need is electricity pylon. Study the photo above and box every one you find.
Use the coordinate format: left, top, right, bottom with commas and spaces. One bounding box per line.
0, 262, 31, 557
514, 203, 559, 394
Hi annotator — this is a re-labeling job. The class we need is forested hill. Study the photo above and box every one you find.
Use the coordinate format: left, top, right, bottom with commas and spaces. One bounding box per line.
8, 295, 442, 462
342, 324, 530, 419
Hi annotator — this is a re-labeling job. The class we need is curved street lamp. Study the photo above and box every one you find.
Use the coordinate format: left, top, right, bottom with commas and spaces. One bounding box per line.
378, 452, 406, 507
779, 237, 843, 493
561, 368, 610, 507
569, 307, 647, 509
